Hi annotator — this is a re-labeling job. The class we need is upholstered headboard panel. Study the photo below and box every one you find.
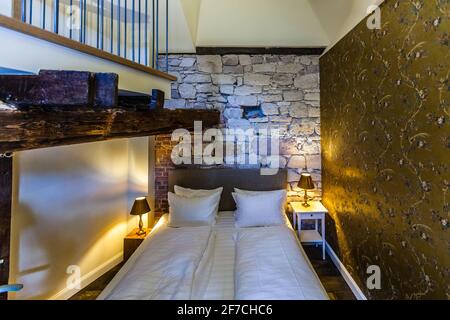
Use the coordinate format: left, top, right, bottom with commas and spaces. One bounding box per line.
168, 168, 287, 211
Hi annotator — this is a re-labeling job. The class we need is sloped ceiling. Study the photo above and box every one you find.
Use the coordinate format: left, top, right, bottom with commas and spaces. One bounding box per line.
309, 0, 385, 52
180, 0, 202, 45
162, 0, 196, 53
172, 0, 384, 53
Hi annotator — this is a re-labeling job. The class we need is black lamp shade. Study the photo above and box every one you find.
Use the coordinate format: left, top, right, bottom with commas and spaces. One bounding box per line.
298, 173, 315, 190
130, 197, 151, 216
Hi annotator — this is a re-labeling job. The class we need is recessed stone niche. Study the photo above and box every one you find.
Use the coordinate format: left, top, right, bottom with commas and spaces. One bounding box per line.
242, 106, 264, 119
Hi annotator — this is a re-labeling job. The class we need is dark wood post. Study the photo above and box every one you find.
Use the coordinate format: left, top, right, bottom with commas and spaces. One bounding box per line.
0, 155, 13, 300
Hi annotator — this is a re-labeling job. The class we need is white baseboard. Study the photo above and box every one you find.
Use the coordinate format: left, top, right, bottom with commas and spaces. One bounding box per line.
325, 242, 367, 300
49, 253, 123, 300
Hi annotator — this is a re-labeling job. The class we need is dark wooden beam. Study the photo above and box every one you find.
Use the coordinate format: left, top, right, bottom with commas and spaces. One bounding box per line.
0, 72, 94, 107
0, 71, 119, 108
118, 89, 164, 109
0, 104, 220, 153
0, 156, 12, 300
195, 47, 326, 55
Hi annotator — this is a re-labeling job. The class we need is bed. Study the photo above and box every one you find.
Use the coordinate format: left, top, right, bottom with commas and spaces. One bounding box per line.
97, 169, 328, 300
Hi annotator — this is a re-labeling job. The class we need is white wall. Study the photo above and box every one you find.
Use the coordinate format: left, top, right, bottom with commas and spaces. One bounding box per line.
9, 137, 152, 300
0, 1, 12, 16
179, 0, 202, 50
195, 0, 329, 48
127, 137, 153, 231
158, 0, 196, 53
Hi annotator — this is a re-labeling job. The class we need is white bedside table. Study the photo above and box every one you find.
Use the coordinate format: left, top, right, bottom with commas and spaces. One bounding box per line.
291, 201, 327, 260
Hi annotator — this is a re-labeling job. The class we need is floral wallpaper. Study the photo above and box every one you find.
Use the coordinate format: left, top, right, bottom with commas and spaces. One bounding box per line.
320, 0, 449, 299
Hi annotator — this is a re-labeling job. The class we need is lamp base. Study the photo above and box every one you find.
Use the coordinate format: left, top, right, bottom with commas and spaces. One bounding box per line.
136, 229, 146, 236
302, 189, 311, 207
136, 214, 146, 236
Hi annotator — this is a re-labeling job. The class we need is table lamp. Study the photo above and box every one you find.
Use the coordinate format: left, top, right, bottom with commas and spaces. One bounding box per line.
298, 173, 315, 207
130, 197, 151, 235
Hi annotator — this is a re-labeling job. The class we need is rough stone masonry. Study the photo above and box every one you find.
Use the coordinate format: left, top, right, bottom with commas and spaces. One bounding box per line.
155, 54, 321, 215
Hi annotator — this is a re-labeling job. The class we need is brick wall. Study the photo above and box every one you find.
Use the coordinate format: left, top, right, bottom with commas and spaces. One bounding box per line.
154, 135, 173, 215
155, 54, 321, 215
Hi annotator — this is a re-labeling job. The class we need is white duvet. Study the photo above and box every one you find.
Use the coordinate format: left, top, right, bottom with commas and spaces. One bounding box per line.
235, 225, 329, 300
99, 217, 212, 300
98, 213, 328, 300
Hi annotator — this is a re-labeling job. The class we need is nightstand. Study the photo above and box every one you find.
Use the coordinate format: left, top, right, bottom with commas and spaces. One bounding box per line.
291, 201, 327, 260
123, 228, 150, 262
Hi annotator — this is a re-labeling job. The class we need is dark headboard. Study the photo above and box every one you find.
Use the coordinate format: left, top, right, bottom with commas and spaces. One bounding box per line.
168, 168, 287, 211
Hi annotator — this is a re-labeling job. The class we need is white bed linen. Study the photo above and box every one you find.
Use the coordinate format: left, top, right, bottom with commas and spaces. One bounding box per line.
194, 211, 236, 300
235, 225, 329, 300
98, 212, 328, 300
97, 215, 212, 300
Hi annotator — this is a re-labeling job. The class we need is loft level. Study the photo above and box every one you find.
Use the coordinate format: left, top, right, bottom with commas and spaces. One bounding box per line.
10, 0, 170, 71
0, 14, 175, 81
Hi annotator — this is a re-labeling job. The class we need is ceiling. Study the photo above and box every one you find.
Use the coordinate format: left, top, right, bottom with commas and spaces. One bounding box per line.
1, 0, 383, 54
165, 0, 384, 53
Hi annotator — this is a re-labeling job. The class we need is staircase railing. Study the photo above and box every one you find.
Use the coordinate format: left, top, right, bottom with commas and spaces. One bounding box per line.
15, 0, 169, 71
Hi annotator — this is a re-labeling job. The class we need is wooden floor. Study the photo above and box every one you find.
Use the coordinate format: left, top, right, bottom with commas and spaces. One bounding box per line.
70, 245, 355, 300
303, 245, 356, 300
69, 262, 124, 300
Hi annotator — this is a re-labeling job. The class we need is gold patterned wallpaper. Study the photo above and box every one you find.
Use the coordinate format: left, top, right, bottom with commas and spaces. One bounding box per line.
320, 0, 449, 299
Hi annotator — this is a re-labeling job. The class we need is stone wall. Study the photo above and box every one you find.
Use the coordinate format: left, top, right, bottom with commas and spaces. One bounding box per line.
155, 54, 321, 215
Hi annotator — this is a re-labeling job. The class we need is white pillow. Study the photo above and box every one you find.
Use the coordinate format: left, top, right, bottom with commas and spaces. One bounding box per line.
234, 188, 286, 198
234, 188, 287, 211
174, 185, 223, 197
232, 190, 286, 227
174, 186, 223, 214
168, 192, 220, 227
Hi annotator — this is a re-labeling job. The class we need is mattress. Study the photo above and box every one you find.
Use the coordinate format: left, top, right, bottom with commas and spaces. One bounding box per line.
98, 211, 328, 300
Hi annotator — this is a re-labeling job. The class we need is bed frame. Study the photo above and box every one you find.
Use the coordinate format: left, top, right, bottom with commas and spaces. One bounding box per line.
168, 168, 287, 211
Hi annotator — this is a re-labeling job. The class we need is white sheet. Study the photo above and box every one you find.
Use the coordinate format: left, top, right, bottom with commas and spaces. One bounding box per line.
196, 211, 236, 300
98, 216, 212, 300
98, 211, 328, 300
235, 225, 329, 300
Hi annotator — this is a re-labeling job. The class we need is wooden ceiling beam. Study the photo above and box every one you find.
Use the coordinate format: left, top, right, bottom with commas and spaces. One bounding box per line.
0, 103, 221, 153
